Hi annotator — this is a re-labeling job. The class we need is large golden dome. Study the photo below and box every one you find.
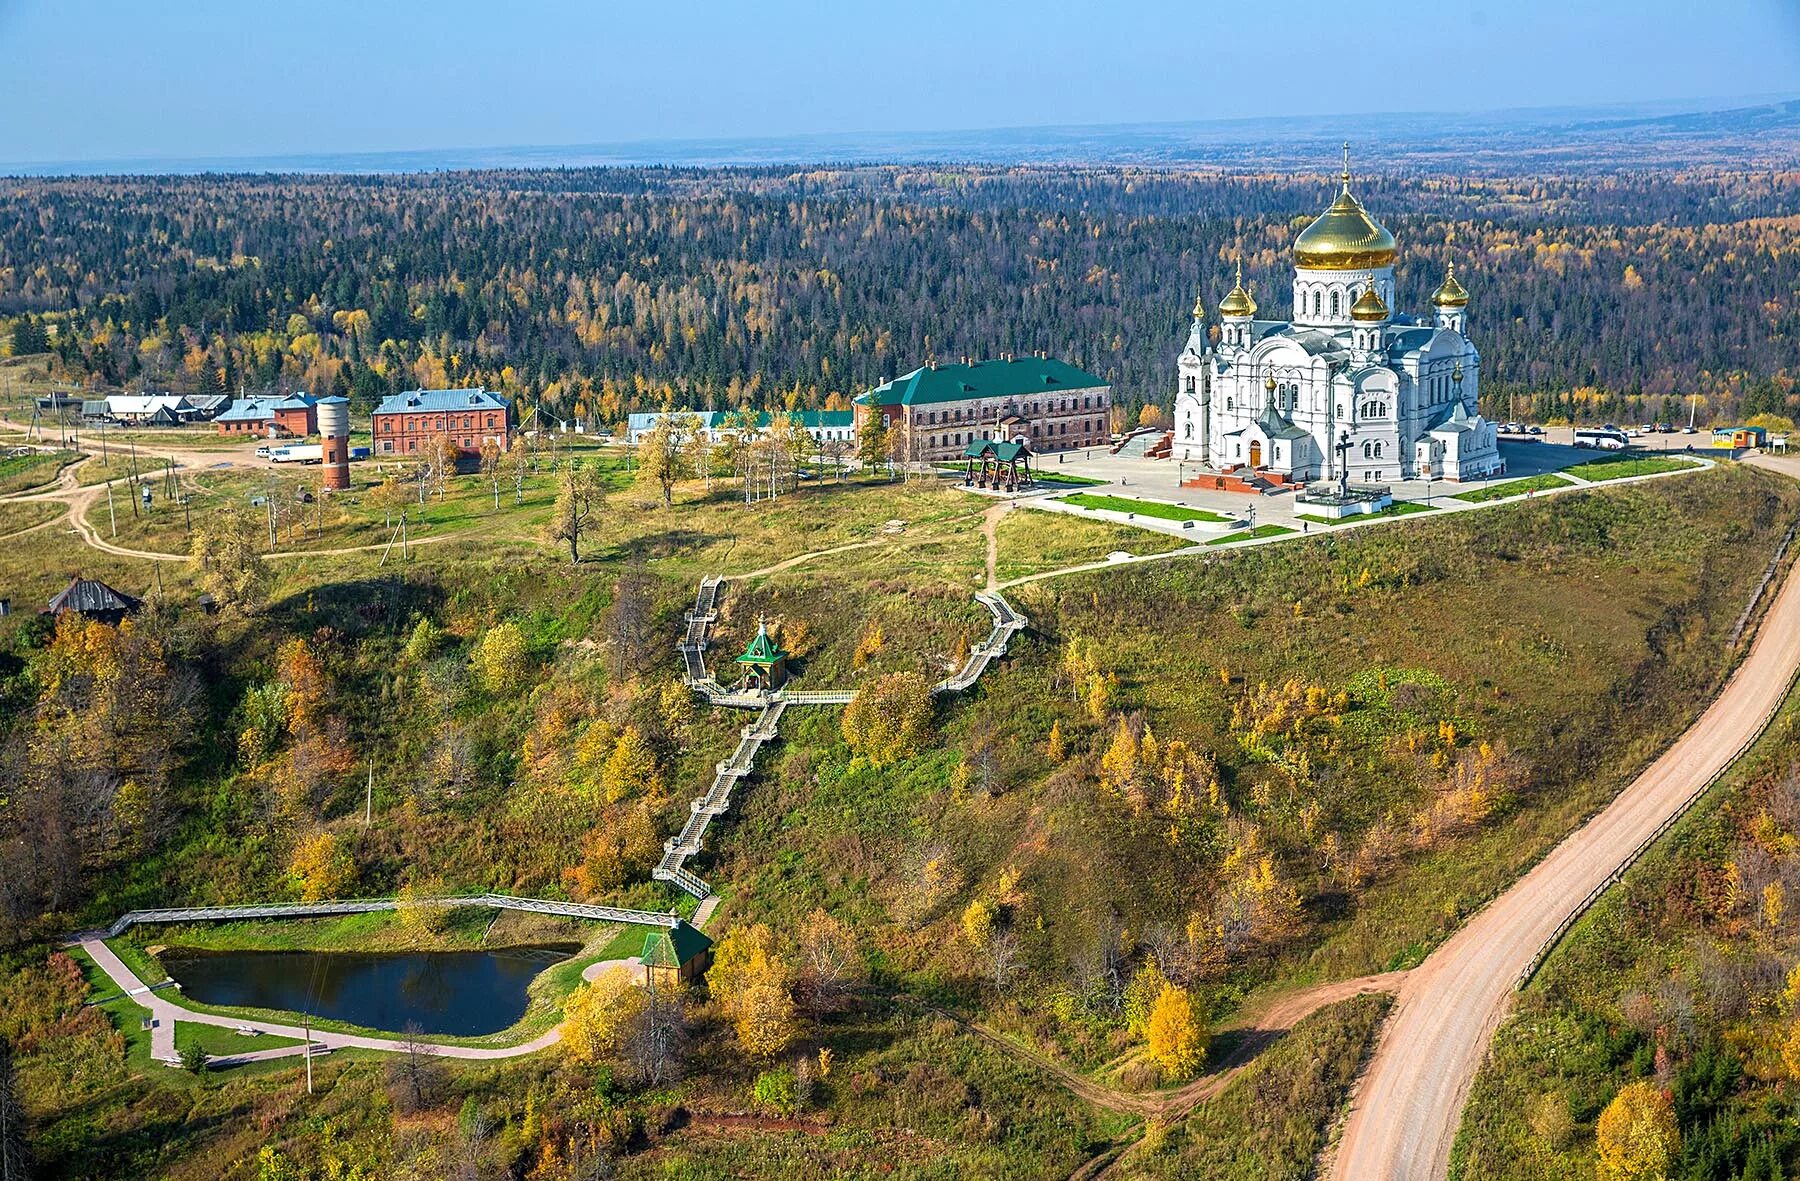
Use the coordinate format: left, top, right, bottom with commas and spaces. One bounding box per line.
1294, 150, 1397, 270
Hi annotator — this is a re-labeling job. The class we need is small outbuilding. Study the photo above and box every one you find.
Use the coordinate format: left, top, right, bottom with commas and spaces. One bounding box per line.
45, 576, 142, 625
734, 619, 789, 691
639, 920, 714, 988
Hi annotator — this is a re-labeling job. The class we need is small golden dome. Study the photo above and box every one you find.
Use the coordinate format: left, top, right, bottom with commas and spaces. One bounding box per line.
1218, 261, 1257, 317
1349, 285, 1390, 322
1432, 264, 1470, 308
1192, 292, 1206, 319
1265, 374, 1278, 391
1294, 146, 1397, 271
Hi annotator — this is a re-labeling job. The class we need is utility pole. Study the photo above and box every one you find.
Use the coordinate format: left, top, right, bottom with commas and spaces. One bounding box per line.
304, 1013, 313, 1094
106, 479, 117, 537
365, 761, 373, 826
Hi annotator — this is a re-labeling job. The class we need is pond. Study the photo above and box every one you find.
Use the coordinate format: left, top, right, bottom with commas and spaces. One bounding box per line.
159, 944, 580, 1037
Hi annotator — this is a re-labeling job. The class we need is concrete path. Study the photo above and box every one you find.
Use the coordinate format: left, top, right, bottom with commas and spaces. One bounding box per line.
77, 937, 564, 1066
1330, 541, 1800, 1180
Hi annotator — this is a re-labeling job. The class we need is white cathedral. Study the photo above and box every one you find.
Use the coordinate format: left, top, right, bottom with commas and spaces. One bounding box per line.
1175, 154, 1502, 486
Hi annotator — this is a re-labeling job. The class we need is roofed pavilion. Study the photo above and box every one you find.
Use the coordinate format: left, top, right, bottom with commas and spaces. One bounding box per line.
734, 619, 788, 690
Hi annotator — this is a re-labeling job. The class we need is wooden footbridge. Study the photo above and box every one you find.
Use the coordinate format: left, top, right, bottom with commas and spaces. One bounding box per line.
657, 576, 1027, 899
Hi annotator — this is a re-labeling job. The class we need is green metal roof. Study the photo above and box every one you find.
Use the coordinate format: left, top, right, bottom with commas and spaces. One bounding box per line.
857, 357, 1107, 409
962, 439, 1032, 461
735, 622, 787, 665
641, 920, 713, 969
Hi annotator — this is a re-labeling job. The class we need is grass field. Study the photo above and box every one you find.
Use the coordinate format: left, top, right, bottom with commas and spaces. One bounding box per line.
1564, 453, 1703, 481
1452, 473, 1573, 502
0, 497, 67, 537
996, 508, 1192, 582
1057, 492, 1230, 523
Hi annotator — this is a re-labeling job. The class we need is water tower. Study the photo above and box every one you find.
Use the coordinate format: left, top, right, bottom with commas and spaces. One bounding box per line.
317, 395, 351, 491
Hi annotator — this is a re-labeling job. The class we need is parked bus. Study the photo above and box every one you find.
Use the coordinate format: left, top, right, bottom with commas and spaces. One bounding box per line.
1573, 428, 1628, 451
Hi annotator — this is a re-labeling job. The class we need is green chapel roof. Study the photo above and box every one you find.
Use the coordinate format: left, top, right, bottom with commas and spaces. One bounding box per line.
962, 438, 1031, 462
641, 920, 713, 969
735, 621, 787, 665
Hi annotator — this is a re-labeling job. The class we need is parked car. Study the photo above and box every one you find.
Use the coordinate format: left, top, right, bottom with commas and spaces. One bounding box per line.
255, 446, 272, 458
1655, 422, 1673, 433
1527, 425, 1545, 436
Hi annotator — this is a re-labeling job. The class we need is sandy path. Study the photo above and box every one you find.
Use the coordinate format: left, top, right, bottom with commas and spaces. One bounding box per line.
1331, 536, 1800, 1180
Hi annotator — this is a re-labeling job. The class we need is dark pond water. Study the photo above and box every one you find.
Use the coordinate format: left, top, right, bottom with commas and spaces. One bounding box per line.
160, 944, 579, 1036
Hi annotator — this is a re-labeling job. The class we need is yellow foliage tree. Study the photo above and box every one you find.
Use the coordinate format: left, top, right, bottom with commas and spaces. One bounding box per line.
735, 979, 798, 1059
1594, 1081, 1678, 1181
602, 725, 659, 803
839, 672, 933, 767
961, 898, 996, 948
1047, 720, 1066, 763
709, 923, 798, 1058
1782, 1020, 1800, 1083
562, 966, 644, 1065
289, 831, 356, 901
472, 620, 530, 695
1145, 983, 1208, 1078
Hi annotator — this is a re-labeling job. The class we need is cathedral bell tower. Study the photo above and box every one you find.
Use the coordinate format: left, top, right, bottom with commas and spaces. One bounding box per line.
1218, 261, 1257, 349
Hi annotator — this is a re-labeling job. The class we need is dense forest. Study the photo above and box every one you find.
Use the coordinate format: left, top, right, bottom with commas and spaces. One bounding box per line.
1, 164, 1796, 427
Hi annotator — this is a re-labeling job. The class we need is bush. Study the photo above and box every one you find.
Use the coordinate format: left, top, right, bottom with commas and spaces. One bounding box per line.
752, 1066, 799, 1117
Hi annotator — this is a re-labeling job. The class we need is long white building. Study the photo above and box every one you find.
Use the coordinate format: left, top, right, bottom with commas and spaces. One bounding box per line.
1175, 152, 1501, 484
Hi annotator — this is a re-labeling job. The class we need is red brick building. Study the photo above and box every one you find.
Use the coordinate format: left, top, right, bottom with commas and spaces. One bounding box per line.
214, 392, 318, 436
373, 388, 515, 457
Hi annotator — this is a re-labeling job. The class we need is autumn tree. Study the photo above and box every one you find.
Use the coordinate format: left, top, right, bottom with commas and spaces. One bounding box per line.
501, 436, 531, 505
472, 620, 530, 695
795, 908, 863, 1013
480, 437, 503, 509
601, 725, 659, 803
289, 830, 357, 900
189, 507, 269, 612
856, 411, 888, 473
0, 1037, 33, 1181
709, 923, 798, 1059
1594, 1081, 1679, 1181
840, 671, 934, 767
636, 412, 698, 506
562, 966, 645, 1066
387, 1024, 443, 1113
547, 459, 605, 564
1145, 983, 1208, 1079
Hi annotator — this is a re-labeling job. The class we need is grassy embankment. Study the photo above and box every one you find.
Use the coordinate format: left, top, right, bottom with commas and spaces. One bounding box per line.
1565, 453, 1704, 481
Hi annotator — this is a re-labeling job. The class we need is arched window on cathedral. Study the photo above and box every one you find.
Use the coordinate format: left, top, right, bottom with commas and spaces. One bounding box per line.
1226, 397, 1233, 411
1362, 441, 1372, 459
1312, 291, 1321, 317
1184, 375, 1195, 394
1374, 442, 1384, 458
1184, 419, 1194, 439
1331, 291, 1340, 317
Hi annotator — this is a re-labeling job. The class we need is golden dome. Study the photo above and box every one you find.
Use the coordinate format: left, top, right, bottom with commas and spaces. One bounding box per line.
1191, 291, 1206, 319
1294, 146, 1397, 271
1218, 261, 1257, 317
1432, 264, 1470, 308
1349, 285, 1390, 322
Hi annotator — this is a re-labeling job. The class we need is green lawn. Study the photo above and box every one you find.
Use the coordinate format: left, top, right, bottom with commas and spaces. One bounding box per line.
1563, 454, 1701, 482
1296, 501, 1438, 526
998, 508, 1194, 581
1058, 492, 1230, 523
1452, 473, 1573, 503
1204, 523, 1296, 544
1031, 470, 1109, 487
174, 1023, 303, 1057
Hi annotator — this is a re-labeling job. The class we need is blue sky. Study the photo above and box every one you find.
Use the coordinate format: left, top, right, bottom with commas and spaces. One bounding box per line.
1, 0, 1797, 164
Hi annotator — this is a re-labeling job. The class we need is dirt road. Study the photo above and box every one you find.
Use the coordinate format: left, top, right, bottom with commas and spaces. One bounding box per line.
1331, 537, 1800, 1180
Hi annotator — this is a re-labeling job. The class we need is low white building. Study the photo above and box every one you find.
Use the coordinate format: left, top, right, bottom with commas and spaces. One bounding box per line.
625, 409, 856, 447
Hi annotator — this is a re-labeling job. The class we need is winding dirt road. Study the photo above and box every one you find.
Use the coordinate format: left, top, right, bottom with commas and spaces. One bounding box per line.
1331, 516, 1800, 1180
